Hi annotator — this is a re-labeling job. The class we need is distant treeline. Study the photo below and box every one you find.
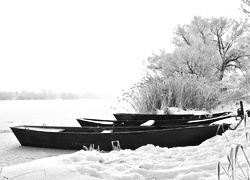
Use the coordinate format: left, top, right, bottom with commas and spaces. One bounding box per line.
0, 90, 103, 100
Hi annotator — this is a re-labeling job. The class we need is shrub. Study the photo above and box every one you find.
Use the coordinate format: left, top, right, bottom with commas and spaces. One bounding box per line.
119, 73, 224, 113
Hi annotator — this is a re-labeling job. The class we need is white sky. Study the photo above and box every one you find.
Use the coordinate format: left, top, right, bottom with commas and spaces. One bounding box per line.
0, 0, 245, 96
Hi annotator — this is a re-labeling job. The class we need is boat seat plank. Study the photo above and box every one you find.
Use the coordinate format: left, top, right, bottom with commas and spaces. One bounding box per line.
17, 126, 65, 132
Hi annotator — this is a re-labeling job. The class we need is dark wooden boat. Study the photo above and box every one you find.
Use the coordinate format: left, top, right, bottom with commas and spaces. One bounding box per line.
113, 111, 232, 121
76, 113, 234, 127
10, 123, 231, 151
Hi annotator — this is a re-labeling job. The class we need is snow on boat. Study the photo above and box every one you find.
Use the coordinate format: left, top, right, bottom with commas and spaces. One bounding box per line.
11, 123, 232, 151
76, 112, 235, 127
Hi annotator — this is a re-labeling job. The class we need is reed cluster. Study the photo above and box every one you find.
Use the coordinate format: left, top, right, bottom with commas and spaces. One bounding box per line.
218, 114, 250, 180
120, 73, 223, 113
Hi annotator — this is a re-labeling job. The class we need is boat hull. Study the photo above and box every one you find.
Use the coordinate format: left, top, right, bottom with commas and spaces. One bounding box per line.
10, 124, 231, 151
77, 113, 234, 127
113, 111, 232, 121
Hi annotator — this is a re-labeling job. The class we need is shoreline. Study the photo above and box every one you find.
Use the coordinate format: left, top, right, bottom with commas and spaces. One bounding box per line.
0, 101, 245, 168
0, 132, 76, 167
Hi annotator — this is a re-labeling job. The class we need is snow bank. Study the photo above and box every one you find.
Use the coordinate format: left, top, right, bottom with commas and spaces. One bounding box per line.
1, 120, 250, 180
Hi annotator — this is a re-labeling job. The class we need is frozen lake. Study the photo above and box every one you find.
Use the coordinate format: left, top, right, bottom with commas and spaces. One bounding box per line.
0, 99, 117, 167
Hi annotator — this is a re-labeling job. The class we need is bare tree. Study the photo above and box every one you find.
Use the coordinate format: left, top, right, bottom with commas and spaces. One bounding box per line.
210, 17, 249, 80
170, 16, 249, 80
241, 0, 250, 17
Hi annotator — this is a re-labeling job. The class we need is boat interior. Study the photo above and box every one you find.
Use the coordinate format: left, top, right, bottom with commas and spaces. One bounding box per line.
11, 123, 229, 134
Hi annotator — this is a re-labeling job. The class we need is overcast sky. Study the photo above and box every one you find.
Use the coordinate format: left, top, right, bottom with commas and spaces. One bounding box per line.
0, 0, 245, 96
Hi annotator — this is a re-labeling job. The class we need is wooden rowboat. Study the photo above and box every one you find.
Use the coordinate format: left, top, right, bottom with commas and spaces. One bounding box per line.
113, 111, 233, 121
10, 123, 231, 151
76, 113, 235, 127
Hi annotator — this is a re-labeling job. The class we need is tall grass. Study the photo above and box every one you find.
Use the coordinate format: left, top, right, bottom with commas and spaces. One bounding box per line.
119, 73, 223, 113
218, 114, 250, 180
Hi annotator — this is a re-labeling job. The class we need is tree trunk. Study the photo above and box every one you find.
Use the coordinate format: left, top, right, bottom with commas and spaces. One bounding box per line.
218, 63, 226, 81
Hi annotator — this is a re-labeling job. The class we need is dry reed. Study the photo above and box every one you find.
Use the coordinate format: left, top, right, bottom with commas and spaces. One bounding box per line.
119, 73, 223, 113
218, 113, 250, 180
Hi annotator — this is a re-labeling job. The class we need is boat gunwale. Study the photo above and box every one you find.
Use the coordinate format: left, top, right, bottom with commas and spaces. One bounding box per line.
113, 111, 232, 116
10, 123, 231, 135
77, 113, 235, 128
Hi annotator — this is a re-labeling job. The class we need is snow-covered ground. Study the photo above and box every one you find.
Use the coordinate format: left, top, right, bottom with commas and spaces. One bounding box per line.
1, 116, 249, 180
1, 101, 249, 180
